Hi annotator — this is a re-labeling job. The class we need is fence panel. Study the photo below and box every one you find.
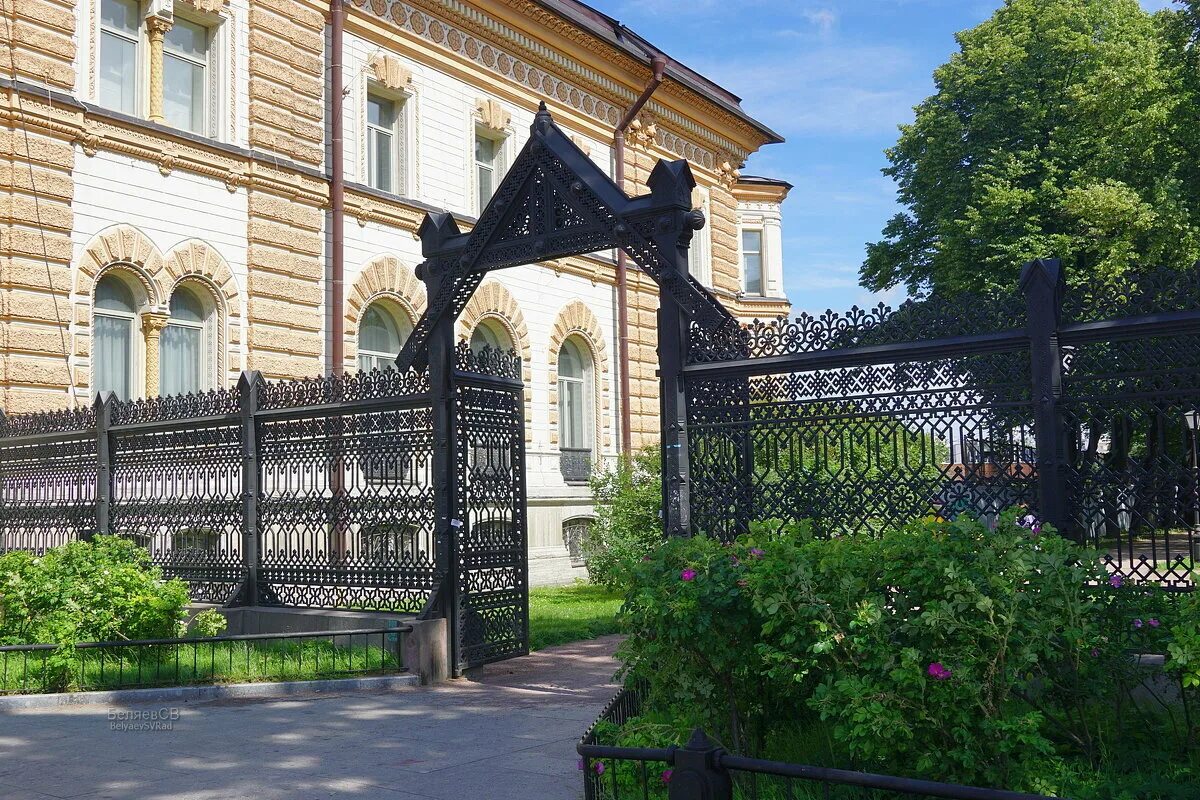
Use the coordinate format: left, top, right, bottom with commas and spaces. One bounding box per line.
0, 408, 97, 554
109, 391, 245, 603
255, 369, 437, 612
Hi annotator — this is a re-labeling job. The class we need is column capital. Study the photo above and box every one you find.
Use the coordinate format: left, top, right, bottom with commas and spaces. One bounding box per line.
146, 15, 173, 37
142, 312, 171, 338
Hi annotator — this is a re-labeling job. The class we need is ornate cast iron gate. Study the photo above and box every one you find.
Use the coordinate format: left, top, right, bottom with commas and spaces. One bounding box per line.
398, 102, 733, 670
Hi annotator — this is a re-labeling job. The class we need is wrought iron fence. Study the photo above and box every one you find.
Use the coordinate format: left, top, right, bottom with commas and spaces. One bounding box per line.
578, 688, 1053, 800
681, 260, 1200, 588
0, 627, 408, 695
0, 368, 438, 611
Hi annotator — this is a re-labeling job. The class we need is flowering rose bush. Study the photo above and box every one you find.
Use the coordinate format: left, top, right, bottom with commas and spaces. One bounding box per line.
614, 512, 1199, 790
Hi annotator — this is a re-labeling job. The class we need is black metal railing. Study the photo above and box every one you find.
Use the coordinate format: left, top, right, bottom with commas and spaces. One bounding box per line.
0, 627, 409, 695
578, 687, 1053, 800
560, 447, 593, 483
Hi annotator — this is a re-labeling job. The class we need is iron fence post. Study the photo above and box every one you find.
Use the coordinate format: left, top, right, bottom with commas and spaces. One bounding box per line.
649, 160, 697, 538
669, 729, 732, 800
415, 213, 462, 674
1020, 258, 1071, 539
238, 371, 262, 606
93, 391, 116, 540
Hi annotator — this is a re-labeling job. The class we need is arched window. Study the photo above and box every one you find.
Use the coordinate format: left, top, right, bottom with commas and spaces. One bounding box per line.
358, 301, 413, 372
558, 336, 594, 483
469, 318, 512, 354
94, 273, 138, 400
161, 284, 214, 396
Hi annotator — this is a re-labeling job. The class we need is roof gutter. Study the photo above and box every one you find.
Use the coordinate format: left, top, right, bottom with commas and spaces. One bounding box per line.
614, 53, 668, 456
329, 0, 346, 376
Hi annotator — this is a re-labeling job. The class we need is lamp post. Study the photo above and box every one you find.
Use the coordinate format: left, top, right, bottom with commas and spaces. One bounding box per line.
1186, 410, 1200, 561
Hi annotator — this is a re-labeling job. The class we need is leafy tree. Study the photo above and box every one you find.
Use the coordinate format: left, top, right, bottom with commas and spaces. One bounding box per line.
862, 0, 1200, 296
583, 446, 662, 589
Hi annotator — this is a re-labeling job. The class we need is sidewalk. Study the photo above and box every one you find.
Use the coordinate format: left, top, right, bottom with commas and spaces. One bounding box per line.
0, 635, 622, 800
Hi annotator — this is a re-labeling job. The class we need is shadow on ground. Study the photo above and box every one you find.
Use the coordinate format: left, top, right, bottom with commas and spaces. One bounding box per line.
0, 636, 622, 800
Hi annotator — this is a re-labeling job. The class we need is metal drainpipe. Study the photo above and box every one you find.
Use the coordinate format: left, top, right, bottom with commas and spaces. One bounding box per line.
329, 0, 346, 375
615, 54, 668, 455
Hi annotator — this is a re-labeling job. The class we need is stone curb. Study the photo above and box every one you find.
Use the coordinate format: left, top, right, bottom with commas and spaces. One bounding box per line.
0, 673, 420, 712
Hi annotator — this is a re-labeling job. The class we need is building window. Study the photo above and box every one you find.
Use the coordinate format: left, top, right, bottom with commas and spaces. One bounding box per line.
162, 17, 209, 134
469, 318, 511, 354
741, 229, 764, 295
94, 273, 139, 400
160, 284, 213, 396
688, 189, 712, 285
358, 300, 412, 372
474, 131, 503, 214
366, 92, 404, 193
99, 0, 140, 115
558, 337, 594, 484
562, 517, 591, 568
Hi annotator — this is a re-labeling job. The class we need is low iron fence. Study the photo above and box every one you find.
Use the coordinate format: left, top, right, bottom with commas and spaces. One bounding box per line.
578, 688, 1054, 800
0, 626, 409, 695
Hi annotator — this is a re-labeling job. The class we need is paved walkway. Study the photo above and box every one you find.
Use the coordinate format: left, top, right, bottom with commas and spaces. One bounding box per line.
0, 636, 622, 800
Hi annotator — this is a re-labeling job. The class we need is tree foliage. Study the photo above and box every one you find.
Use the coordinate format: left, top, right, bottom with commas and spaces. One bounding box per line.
862, 0, 1200, 296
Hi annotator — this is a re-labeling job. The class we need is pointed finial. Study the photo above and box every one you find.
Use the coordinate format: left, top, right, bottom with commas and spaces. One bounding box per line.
532, 100, 553, 135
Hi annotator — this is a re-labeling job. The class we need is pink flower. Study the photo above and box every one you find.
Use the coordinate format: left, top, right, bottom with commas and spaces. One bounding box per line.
1109, 573, 1124, 588
1149, 618, 1161, 628
736, 579, 748, 588
749, 548, 765, 558
729, 554, 741, 566
1090, 648, 1100, 658
661, 769, 673, 784
681, 569, 697, 582
594, 762, 606, 776
1133, 618, 1144, 629
641, 555, 652, 562
927, 662, 952, 681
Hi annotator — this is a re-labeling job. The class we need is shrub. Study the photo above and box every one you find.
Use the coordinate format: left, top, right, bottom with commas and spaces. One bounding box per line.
0, 536, 190, 646
189, 608, 229, 638
616, 512, 1197, 791
584, 446, 662, 589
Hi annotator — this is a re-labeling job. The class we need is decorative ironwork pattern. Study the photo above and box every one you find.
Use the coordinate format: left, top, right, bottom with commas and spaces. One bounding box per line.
109, 418, 245, 603
0, 405, 95, 437
688, 349, 1037, 541
257, 401, 437, 613
111, 387, 241, 425
688, 292, 1027, 363
1064, 263, 1200, 324
257, 367, 430, 411
1059, 333, 1200, 587
454, 377, 528, 667
0, 430, 96, 554
454, 341, 521, 381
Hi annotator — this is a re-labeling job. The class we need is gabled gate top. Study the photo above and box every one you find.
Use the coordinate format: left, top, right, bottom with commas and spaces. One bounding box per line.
396, 102, 738, 371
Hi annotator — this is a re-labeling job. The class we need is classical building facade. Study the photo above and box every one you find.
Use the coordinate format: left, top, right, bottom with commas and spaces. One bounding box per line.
1, 0, 790, 583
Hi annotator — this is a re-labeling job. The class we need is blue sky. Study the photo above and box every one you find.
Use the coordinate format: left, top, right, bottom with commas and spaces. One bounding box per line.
592, 0, 1178, 316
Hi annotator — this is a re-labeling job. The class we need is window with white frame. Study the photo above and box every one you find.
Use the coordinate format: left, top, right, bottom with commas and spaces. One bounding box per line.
741, 228, 764, 295
474, 130, 504, 214
562, 517, 591, 568
557, 337, 592, 451
162, 16, 210, 134
357, 300, 412, 372
367, 91, 405, 193
160, 283, 215, 396
99, 0, 141, 115
93, 273, 139, 400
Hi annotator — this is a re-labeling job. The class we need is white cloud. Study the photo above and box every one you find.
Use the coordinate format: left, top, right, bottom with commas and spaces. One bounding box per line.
801, 8, 838, 36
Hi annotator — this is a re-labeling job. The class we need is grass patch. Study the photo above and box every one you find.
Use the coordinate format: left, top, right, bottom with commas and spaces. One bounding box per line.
529, 581, 623, 651
0, 638, 400, 695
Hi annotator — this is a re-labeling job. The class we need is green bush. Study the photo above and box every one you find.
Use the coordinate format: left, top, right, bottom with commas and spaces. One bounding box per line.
188, 608, 229, 638
0, 536, 190, 646
616, 513, 1199, 792
583, 446, 662, 589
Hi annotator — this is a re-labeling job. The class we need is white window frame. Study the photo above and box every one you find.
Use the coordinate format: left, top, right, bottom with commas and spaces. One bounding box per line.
97, 0, 144, 116
92, 270, 143, 401
161, 281, 217, 395
557, 336, 594, 452
357, 299, 413, 373
161, 12, 211, 136
740, 227, 765, 296
472, 125, 509, 216
364, 83, 413, 196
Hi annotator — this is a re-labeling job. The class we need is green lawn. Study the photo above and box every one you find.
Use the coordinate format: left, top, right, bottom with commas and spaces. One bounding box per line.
0, 639, 400, 695
528, 582, 623, 651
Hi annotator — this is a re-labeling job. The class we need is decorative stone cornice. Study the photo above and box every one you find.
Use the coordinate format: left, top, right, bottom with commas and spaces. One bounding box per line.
626, 114, 657, 149
368, 52, 414, 90
184, 0, 227, 13
475, 97, 510, 132
716, 152, 742, 189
